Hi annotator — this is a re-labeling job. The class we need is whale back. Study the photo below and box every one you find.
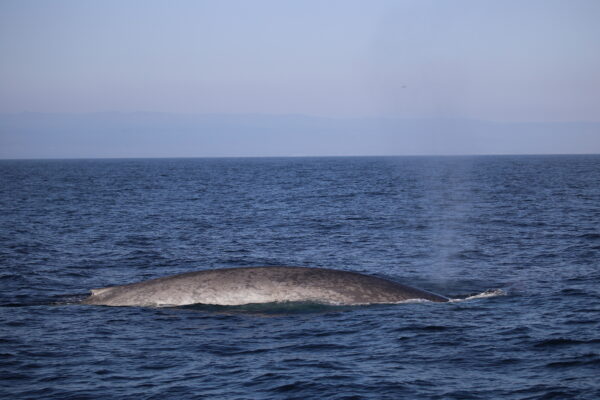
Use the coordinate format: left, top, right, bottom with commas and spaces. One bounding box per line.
81, 266, 448, 307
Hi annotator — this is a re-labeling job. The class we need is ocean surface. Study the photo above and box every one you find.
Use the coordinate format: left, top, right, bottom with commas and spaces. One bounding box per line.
1, 155, 599, 399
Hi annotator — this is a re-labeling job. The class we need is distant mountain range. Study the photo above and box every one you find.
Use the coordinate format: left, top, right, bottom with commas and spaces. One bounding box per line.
1, 112, 599, 158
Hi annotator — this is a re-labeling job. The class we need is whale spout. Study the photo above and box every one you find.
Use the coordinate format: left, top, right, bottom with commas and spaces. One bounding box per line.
81, 266, 449, 307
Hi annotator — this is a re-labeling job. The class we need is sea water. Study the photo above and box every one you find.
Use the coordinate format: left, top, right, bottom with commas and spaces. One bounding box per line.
1, 155, 599, 399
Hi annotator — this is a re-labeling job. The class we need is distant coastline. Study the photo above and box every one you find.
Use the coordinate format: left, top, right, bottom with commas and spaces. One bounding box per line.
1, 112, 599, 159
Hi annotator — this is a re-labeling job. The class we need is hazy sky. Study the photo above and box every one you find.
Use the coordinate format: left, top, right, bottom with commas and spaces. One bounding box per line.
1, 0, 599, 121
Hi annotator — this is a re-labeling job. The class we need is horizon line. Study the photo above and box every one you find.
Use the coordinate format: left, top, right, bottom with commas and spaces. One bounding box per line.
2, 153, 599, 162
2, 111, 600, 125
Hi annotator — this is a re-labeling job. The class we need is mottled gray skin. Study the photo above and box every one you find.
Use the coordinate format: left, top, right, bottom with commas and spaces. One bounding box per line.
81, 266, 449, 307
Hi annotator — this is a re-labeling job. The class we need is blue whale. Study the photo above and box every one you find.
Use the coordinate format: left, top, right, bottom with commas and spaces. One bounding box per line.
82, 266, 449, 307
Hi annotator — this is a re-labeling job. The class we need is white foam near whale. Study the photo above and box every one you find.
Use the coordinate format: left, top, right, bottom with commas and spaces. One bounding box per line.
81, 266, 450, 307
448, 288, 506, 302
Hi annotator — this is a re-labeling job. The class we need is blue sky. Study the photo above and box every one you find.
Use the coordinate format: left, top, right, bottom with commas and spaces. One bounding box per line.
1, 0, 599, 122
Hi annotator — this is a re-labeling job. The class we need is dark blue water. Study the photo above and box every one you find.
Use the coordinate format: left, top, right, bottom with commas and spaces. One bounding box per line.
1, 155, 599, 399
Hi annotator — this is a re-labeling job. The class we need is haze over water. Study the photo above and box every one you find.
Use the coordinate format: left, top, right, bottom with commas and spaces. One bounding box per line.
1, 1, 600, 159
